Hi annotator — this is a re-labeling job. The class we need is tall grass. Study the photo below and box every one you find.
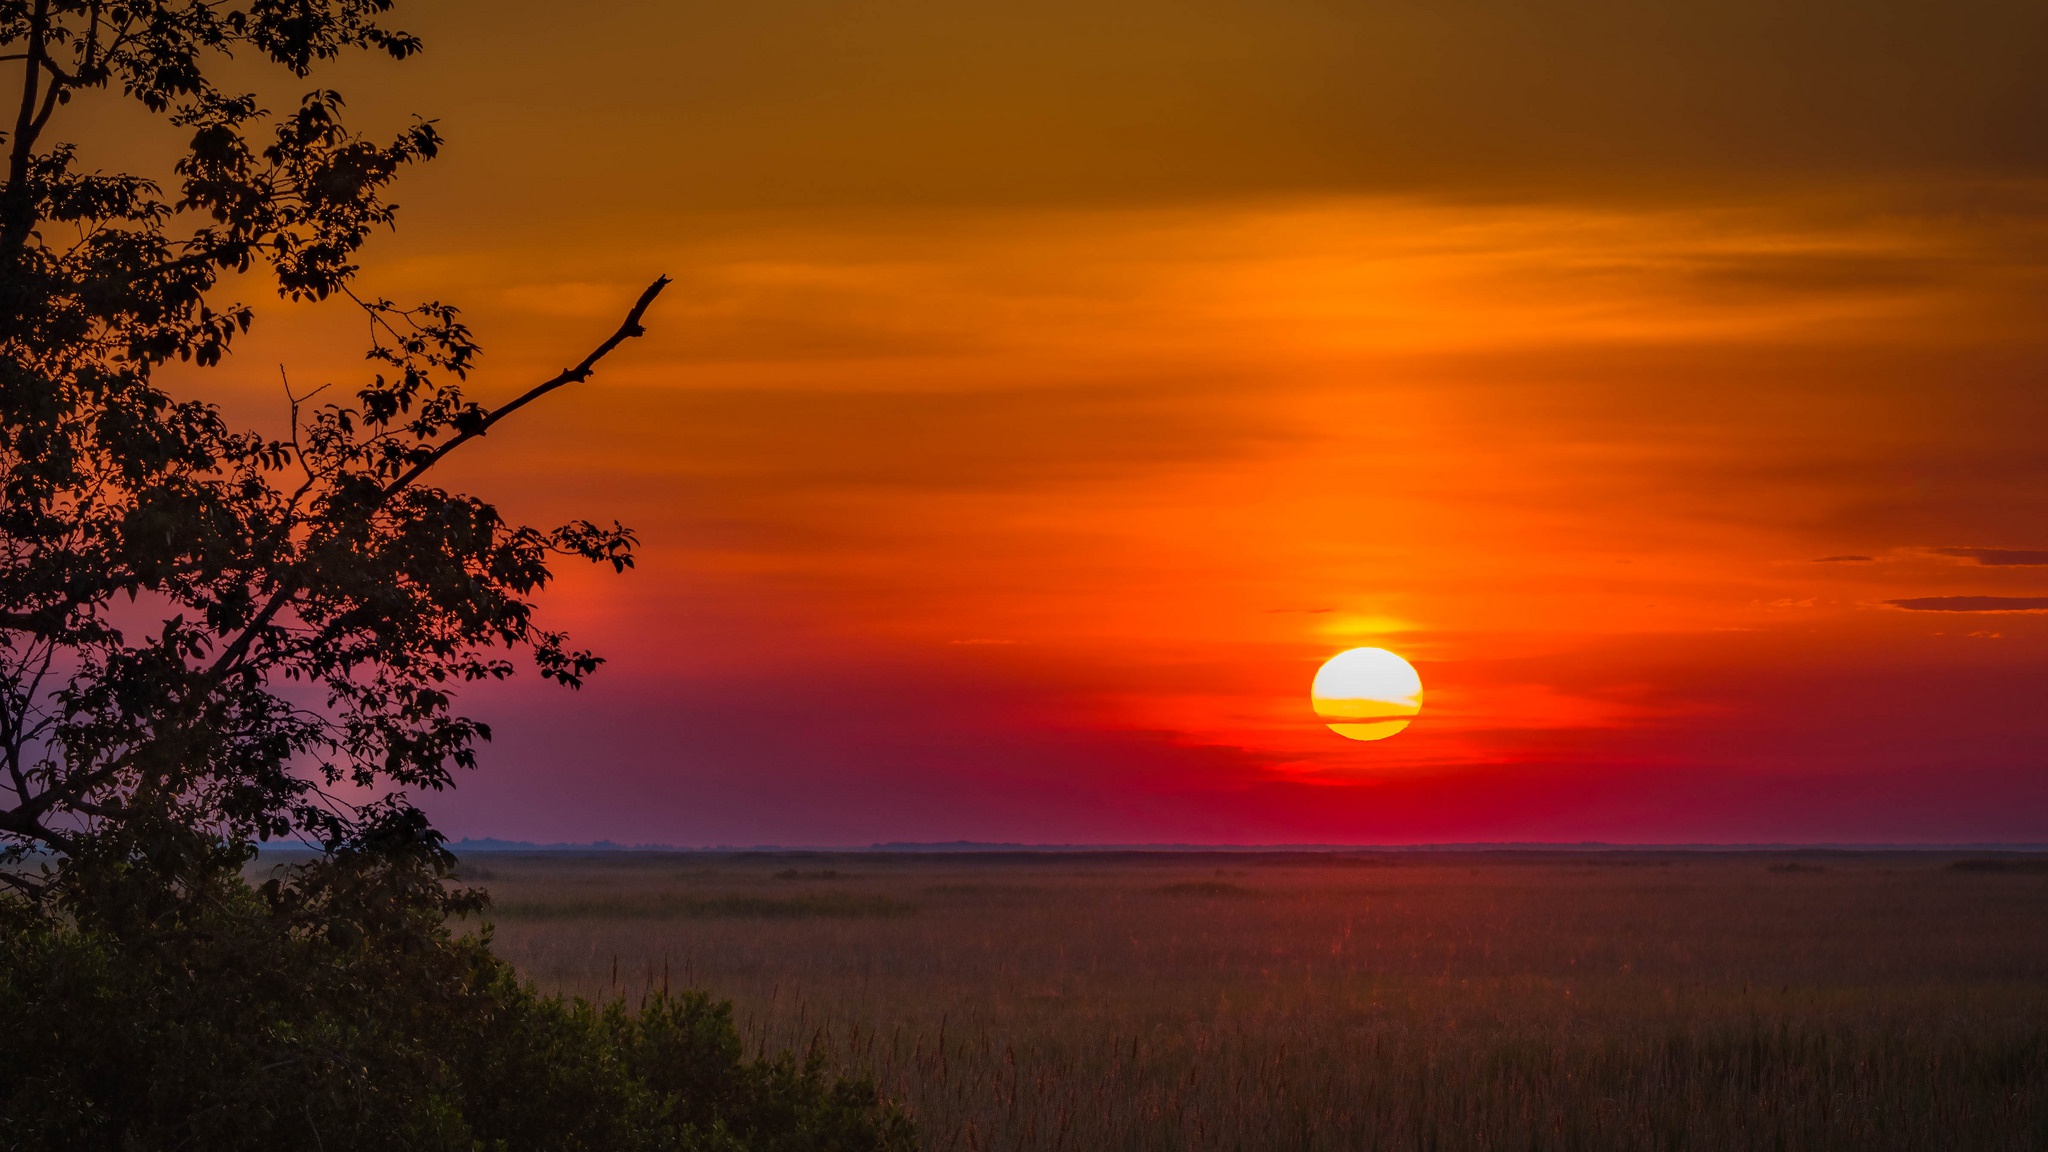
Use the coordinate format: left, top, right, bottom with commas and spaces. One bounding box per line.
460, 853, 2048, 1151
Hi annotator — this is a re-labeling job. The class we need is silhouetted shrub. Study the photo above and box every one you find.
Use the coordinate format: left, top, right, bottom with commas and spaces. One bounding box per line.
0, 831, 913, 1152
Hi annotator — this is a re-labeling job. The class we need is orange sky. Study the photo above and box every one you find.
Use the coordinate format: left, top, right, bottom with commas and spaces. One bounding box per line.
142, 0, 2048, 843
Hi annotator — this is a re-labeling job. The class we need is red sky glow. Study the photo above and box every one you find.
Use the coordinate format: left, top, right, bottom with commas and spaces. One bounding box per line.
143, 0, 2048, 844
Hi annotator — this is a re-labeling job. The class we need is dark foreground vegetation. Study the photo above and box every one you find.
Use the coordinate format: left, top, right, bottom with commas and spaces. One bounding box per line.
0, 823, 912, 1150
0, 4, 906, 1147
470, 850, 2048, 1152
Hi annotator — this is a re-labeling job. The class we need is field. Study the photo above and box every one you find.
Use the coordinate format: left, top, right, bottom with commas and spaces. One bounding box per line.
457, 851, 2048, 1151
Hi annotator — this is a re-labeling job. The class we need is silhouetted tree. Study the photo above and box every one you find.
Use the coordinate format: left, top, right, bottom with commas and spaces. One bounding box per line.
0, 0, 662, 894
0, 6, 915, 1148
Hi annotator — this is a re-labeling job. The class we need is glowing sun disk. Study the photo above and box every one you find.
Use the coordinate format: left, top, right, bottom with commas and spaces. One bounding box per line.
1311, 647, 1423, 742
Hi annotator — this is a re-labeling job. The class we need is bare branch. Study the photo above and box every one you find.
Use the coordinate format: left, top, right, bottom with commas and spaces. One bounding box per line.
381, 276, 671, 499
202, 276, 670, 682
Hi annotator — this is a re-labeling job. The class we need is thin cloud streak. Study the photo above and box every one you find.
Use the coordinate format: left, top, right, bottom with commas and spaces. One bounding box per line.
1888, 597, 2048, 612
1931, 547, 2048, 566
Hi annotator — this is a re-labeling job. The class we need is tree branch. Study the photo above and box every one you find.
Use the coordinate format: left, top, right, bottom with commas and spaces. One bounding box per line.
379, 276, 671, 499
2, 0, 51, 253
36, 49, 77, 87
202, 276, 670, 682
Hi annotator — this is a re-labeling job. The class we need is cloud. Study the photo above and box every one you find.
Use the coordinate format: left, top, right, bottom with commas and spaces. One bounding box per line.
1886, 596, 2048, 612
411, 0, 2048, 213
1677, 254, 1945, 301
1813, 555, 1875, 563
1931, 547, 2048, 566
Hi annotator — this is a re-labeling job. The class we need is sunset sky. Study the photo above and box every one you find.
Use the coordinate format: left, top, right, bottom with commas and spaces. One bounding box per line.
155, 0, 2048, 844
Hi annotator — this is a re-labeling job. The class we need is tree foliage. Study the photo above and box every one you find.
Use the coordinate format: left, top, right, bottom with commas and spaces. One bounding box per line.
0, 0, 661, 887
0, 7, 916, 1148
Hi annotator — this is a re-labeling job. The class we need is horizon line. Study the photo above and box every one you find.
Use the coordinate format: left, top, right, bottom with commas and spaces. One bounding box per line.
370, 837, 2048, 855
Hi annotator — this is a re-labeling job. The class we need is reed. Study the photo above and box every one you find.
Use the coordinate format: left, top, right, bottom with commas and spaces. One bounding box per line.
459, 851, 2048, 1151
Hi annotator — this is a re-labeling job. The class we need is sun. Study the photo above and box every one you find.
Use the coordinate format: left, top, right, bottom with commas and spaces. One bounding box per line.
1311, 648, 1423, 741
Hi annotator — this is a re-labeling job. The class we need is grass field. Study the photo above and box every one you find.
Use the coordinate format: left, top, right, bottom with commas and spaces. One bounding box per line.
455, 850, 2048, 1151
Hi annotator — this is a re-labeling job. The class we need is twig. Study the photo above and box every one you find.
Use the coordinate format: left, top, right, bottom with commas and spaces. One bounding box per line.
204, 276, 670, 683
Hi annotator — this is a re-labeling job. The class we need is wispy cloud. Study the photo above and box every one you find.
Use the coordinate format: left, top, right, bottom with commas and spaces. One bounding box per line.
1886, 596, 2048, 612
1931, 547, 2048, 566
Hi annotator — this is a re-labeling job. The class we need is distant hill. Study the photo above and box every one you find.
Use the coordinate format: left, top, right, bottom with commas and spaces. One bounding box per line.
450, 837, 682, 853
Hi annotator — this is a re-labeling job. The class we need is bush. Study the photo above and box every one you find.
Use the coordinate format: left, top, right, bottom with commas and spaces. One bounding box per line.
0, 833, 914, 1152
